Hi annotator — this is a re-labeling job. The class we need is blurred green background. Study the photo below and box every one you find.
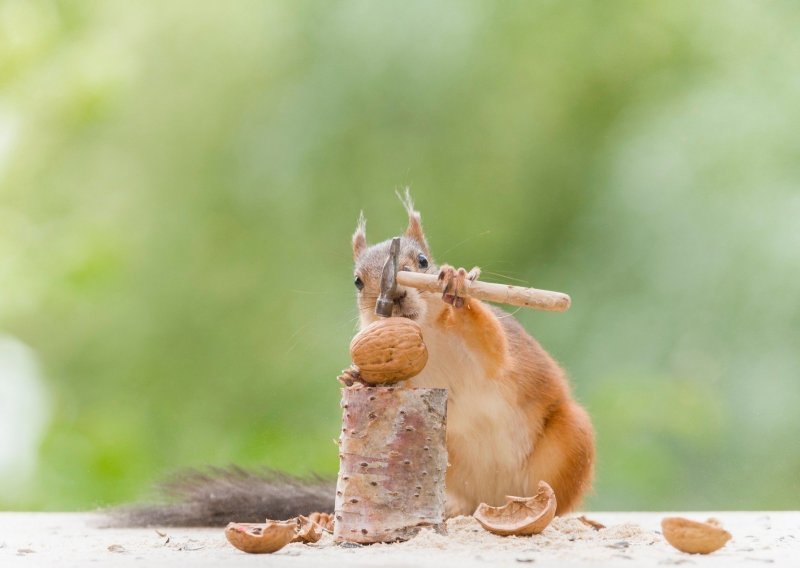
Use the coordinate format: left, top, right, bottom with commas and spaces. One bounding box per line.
1, 0, 798, 512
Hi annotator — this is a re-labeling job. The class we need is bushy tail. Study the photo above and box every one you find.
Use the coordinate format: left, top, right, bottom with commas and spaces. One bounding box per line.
107, 466, 335, 527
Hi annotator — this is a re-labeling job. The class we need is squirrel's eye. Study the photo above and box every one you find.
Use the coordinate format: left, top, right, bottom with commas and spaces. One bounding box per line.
417, 254, 429, 269
354, 277, 364, 291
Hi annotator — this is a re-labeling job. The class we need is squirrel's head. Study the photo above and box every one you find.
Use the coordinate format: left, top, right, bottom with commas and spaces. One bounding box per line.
352, 191, 437, 328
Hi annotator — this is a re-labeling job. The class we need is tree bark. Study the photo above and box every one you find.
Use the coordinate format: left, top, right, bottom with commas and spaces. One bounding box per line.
333, 386, 448, 543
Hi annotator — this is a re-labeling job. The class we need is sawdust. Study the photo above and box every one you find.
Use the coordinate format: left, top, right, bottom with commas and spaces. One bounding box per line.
3, 512, 794, 567
379, 515, 655, 551
290, 514, 661, 564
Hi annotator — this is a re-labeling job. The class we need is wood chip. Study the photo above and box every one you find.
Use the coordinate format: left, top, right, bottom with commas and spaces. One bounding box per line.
577, 515, 606, 531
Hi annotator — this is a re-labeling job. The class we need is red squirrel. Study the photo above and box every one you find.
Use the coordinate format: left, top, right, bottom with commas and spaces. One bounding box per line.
114, 194, 594, 526
348, 193, 595, 516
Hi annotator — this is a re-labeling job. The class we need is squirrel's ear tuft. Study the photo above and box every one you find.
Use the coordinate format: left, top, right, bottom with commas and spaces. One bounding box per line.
352, 211, 367, 260
398, 188, 429, 255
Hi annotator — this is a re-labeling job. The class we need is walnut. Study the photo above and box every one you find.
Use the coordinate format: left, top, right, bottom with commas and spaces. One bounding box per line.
349, 318, 428, 384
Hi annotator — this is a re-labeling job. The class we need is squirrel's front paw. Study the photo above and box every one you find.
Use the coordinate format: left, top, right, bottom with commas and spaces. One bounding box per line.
438, 264, 480, 308
337, 365, 366, 388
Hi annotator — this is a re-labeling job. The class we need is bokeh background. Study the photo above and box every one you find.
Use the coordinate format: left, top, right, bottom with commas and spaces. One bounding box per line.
1, 0, 799, 512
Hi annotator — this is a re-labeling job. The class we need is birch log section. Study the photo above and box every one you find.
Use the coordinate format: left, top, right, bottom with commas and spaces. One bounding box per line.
334, 386, 448, 544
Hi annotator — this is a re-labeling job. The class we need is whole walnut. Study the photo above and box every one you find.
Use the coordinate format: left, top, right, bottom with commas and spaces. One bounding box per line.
349, 318, 428, 384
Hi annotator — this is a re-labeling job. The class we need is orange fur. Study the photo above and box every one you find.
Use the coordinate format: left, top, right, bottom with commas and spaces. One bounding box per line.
424, 297, 594, 515
435, 299, 508, 376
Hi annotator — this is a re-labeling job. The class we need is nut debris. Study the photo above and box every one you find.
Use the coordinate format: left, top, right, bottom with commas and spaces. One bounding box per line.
473, 481, 557, 536
224, 516, 324, 554
577, 515, 606, 531
661, 517, 732, 554
307, 511, 335, 532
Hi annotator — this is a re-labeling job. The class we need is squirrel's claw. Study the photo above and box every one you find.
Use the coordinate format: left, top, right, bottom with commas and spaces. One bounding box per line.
337, 365, 366, 388
438, 265, 480, 308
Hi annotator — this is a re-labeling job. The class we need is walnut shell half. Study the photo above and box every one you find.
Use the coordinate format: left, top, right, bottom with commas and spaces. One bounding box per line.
661, 517, 731, 554
225, 520, 297, 554
224, 516, 323, 554
349, 318, 428, 384
473, 480, 557, 536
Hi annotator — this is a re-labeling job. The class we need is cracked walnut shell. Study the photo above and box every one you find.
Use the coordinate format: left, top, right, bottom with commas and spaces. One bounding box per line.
225, 516, 322, 554
661, 517, 731, 554
473, 480, 557, 536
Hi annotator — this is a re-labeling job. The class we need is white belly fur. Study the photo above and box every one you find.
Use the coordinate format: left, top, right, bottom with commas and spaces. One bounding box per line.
407, 326, 532, 512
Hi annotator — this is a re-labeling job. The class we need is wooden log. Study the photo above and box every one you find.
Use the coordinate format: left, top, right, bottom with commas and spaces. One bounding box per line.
333, 386, 448, 543
395, 271, 571, 312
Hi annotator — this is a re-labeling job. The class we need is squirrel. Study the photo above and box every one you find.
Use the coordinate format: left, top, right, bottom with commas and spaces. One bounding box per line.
113, 193, 593, 526
346, 192, 595, 516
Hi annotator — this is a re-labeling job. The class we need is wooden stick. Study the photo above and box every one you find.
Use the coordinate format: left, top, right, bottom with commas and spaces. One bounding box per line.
396, 271, 571, 312
334, 386, 448, 543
